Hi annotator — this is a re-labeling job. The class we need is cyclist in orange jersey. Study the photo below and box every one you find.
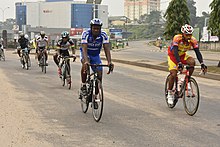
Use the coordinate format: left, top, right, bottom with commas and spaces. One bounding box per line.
167, 24, 207, 105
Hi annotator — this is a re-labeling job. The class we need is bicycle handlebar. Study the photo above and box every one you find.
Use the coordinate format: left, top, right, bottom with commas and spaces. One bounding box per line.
178, 65, 206, 75
88, 64, 114, 74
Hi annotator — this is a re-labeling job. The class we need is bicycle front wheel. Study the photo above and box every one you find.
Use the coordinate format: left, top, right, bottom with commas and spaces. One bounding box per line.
0, 50, 5, 61
43, 54, 46, 74
66, 64, 71, 89
25, 54, 29, 70
183, 77, 200, 116
92, 79, 104, 122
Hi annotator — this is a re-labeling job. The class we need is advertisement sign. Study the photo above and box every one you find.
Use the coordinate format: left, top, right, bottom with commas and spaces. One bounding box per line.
70, 28, 83, 36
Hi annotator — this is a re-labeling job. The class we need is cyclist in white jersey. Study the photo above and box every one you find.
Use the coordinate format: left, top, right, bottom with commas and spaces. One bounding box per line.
36, 31, 49, 65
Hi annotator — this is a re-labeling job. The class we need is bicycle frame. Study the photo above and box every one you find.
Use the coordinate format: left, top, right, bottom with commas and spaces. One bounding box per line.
59, 55, 76, 89
176, 65, 201, 98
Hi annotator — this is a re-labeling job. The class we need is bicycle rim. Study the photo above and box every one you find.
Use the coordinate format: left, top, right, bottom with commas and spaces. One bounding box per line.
25, 54, 29, 70
80, 92, 89, 113
183, 77, 200, 116
92, 79, 104, 122
1, 51, 5, 61
62, 65, 66, 86
165, 74, 178, 108
43, 54, 46, 74
66, 64, 71, 89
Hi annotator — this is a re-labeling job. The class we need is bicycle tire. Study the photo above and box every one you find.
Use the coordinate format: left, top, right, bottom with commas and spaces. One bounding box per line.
0, 50, 5, 61
62, 64, 66, 86
43, 54, 46, 74
92, 79, 104, 122
22, 55, 25, 69
183, 77, 200, 116
25, 54, 29, 70
165, 74, 178, 108
66, 64, 71, 89
27, 54, 31, 67
80, 92, 90, 113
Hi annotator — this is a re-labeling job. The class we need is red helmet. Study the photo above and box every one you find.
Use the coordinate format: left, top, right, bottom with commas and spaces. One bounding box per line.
181, 24, 194, 34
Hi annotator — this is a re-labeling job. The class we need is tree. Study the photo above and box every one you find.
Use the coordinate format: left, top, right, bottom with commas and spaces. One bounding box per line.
164, 0, 190, 39
208, 0, 220, 67
208, 0, 220, 37
187, 0, 197, 27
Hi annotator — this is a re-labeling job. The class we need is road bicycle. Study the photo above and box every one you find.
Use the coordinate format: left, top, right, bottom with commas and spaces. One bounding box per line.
0, 48, 5, 61
38, 48, 48, 74
79, 64, 113, 122
20, 48, 31, 70
58, 55, 76, 89
165, 65, 205, 116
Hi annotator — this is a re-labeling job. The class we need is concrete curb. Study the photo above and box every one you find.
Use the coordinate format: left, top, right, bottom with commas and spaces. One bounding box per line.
8, 49, 220, 81
101, 57, 220, 81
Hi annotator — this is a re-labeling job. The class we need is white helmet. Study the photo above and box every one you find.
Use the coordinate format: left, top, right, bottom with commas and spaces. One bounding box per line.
24, 34, 29, 39
181, 24, 194, 34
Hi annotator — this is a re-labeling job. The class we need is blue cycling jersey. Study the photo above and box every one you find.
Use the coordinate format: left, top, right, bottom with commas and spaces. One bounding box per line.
80, 29, 109, 56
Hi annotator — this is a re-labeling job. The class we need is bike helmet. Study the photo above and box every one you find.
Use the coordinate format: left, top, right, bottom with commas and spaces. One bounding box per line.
20, 32, 24, 37
90, 18, 103, 26
61, 31, 69, 38
24, 34, 29, 39
181, 24, 194, 34
40, 31, 45, 38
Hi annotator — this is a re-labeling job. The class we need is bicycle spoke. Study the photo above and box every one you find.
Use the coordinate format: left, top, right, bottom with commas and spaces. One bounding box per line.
183, 77, 200, 116
92, 80, 104, 122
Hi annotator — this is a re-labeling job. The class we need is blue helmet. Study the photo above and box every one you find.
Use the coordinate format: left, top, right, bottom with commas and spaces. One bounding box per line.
90, 18, 103, 26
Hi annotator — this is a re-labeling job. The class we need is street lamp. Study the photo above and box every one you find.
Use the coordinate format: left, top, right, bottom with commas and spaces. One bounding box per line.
0, 6, 10, 22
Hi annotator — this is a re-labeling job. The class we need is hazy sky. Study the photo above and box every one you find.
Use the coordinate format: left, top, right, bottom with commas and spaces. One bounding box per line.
0, 0, 212, 21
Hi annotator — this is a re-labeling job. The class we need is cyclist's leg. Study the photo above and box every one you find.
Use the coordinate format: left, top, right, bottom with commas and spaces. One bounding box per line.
64, 50, 70, 75
167, 55, 178, 104
168, 56, 178, 90
185, 54, 195, 77
17, 48, 21, 57
79, 51, 88, 96
44, 49, 48, 61
53, 52, 59, 67
90, 55, 102, 95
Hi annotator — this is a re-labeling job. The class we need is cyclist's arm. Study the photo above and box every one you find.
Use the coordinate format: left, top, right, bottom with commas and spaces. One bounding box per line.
82, 44, 89, 63
194, 48, 204, 64
103, 43, 112, 64
69, 40, 75, 54
173, 46, 181, 63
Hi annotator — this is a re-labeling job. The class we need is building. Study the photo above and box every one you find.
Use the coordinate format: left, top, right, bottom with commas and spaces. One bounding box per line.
124, 0, 160, 21
15, 0, 108, 31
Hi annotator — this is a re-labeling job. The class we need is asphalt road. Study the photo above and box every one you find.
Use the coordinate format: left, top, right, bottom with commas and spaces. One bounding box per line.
0, 50, 220, 147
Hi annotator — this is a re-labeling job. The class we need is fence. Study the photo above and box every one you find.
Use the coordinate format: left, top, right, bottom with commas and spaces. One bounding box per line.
199, 42, 220, 52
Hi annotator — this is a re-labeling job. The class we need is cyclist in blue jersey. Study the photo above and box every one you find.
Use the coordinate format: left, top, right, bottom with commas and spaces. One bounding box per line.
80, 18, 114, 96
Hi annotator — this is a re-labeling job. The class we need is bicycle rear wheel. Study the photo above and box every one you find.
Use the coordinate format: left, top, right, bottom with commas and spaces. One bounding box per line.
92, 79, 104, 122
183, 77, 200, 116
165, 74, 178, 108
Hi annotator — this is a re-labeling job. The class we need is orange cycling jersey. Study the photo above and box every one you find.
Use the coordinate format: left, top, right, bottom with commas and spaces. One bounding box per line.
168, 34, 199, 56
